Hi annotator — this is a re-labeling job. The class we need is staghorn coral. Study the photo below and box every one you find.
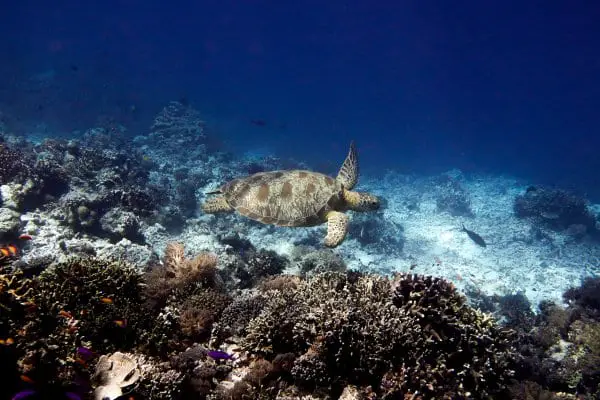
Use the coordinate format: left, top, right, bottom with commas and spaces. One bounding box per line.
243, 271, 516, 398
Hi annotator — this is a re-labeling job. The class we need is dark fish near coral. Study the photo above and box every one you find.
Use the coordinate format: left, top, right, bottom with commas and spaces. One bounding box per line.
206, 350, 234, 360
461, 224, 486, 247
250, 119, 267, 127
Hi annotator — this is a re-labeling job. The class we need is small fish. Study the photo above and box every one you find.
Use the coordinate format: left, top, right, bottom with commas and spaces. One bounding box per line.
77, 346, 94, 360
250, 119, 267, 127
18, 234, 33, 241
20, 375, 35, 384
59, 310, 74, 319
100, 297, 113, 304
7, 245, 18, 256
206, 350, 234, 360
11, 390, 36, 400
114, 319, 127, 328
461, 224, 487, 247
0, 248, 10, 257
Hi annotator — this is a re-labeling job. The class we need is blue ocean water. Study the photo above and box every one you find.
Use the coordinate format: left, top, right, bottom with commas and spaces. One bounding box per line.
1, 1, 599, 197
3, 2, 600, 399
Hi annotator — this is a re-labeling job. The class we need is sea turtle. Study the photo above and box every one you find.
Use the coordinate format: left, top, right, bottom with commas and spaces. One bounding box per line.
201, 142, 380, 247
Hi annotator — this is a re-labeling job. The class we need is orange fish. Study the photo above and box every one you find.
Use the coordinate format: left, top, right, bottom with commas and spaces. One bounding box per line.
114, 319, 127, 328
5, 337, 14, 345
100, 297, 113, 304
59, 310, 74, 319
7, 245, 18, 256
0, 248, 9, 257
20, 375, 35, 384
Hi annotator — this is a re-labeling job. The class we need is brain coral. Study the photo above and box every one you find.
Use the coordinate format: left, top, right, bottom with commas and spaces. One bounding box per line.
242, 271, 516, 399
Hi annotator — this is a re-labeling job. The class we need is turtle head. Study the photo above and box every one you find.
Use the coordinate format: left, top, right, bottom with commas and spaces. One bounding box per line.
343, 190, 380, 212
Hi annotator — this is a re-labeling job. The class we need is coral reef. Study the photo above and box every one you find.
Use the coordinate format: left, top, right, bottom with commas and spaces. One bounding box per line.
241, 272, 517, 398
506, 278, 600, 399
2, 102, 599, 400
2, 247, 598, 399
434, 175, 474, 217
514, 186, 598, 235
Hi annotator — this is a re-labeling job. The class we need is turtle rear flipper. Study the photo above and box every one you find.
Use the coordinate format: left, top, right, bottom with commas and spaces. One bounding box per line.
336, 141, 359, 190
324, 211, 349, 247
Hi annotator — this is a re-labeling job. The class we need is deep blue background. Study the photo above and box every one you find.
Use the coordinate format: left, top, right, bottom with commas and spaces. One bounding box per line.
1, 1, 599, 198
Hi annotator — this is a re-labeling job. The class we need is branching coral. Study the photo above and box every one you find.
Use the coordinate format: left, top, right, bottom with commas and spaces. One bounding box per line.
242, 271, 516, 398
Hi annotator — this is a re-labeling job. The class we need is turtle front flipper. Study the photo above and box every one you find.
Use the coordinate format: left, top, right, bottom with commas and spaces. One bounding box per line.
324, 211, 349, 247
336, 141, 359, 190
202, 196, 234, 213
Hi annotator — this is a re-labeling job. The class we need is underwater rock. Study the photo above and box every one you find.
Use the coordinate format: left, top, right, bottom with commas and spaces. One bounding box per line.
99, 208, 144, 243
0, 206, 21, 238
514, 186, 598, 234
295, 248, 347, 277
434, 175, 474, 217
